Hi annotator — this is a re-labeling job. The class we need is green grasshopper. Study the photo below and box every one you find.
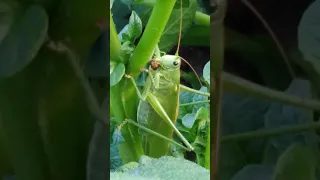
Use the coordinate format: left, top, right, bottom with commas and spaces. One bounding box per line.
118, 0, 210, 158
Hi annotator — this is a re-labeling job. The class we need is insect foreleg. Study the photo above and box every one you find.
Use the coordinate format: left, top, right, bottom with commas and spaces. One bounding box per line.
117, 119, 190, 151
125, 69, 160, 101
179, 84, 210, 97
125, 74, 149, 101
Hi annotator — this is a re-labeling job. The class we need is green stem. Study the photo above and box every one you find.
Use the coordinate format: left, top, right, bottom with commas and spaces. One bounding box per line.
179, 100, 210, 107
211, 0, 227, 178
195, 11, 210, 27
128, 0, 177, 78
221, 72, 320, 111
110, 11, 144, 162
204, 122, 210, 170
110, 11, 121, 63
221, 122, 320, 142
141, 1, 210, 28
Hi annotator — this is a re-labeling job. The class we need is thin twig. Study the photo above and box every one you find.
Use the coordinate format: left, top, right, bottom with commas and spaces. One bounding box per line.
221, 121, 320, 142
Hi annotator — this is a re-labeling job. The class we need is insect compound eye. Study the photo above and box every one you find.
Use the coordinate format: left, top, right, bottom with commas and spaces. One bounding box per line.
173, 61, 179, 66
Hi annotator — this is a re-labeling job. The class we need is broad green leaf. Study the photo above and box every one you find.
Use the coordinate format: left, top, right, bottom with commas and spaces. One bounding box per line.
119, 41, 135, 63
120, 0, 134, 8
263, 141, 280, 165
264, 79, 319, 155
182, 113, 195, 129
110, 143, 124, 171
222, 92, 269, 135
110, 172, 157, 180
110, 62, 125, 86
231, 164, 274, 180
179, 90, 195, 112
195, 106, 209, 121
203, 61, 210, 85
273, 143, 317, 180
0, 5, 48, 78
297, 0, 320, 92
112, 128, 125, 144
112, 0, 131, 32
178, 106, 188, 119
110, 61, 117, 74
115, 161, 138, 173
219, 142, 247, 180
132, 0, 197, 52
122, 11, 142, 43
192, 86, 209, 112
118, 155, 210, 180
110, 117, 117, 143
159, 0, 198, 52
110, 0, 114, 9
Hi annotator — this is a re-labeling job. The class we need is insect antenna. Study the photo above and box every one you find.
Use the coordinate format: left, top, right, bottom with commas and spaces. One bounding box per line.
180, 56, 203, 87
175, 0, 203, 87
175, 0, 183, 55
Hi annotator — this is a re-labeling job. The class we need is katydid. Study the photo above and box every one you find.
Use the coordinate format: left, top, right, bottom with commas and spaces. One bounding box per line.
118, 0, 210, 158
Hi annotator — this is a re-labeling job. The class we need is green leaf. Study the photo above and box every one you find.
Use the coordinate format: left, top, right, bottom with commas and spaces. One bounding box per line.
110, 172, 156, 180
122, 11, 142, 43
222, 92, 270, 135
297, 0, 320, 92
110, 62, 125, 87
117, 155, 210, 180
110, 0, 114, 9
0, 4, 48, 78
221, 92, 270, 163
110, 143, 124, 171
264, 79, 319, 155
219, 142, 247, 180
203, 61, 210, 85
273, 143, 317, 180
182, 113, 195, 129
192, 86, 209, 112
159, 0, 198, 52
179, 90, 195, 112
119, 41, 135, 63
115, 161, 138, 173
231, 164, 274, 180
194, 107, 209, 121
112, 0, 131, 32
132, 0, 197, 52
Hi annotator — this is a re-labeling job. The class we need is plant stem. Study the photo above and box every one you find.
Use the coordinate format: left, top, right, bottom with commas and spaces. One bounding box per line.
141, 1, 210, 28
195, 11, 210, 27
110, 11, 144, 162
179, 100, 210, 107
221, 122, 320, 142
110, 11, 121, 63
128, 0, 177, 78
221, 72, 320, 111
211, 0, 227, 178
204, 122, 210, 170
